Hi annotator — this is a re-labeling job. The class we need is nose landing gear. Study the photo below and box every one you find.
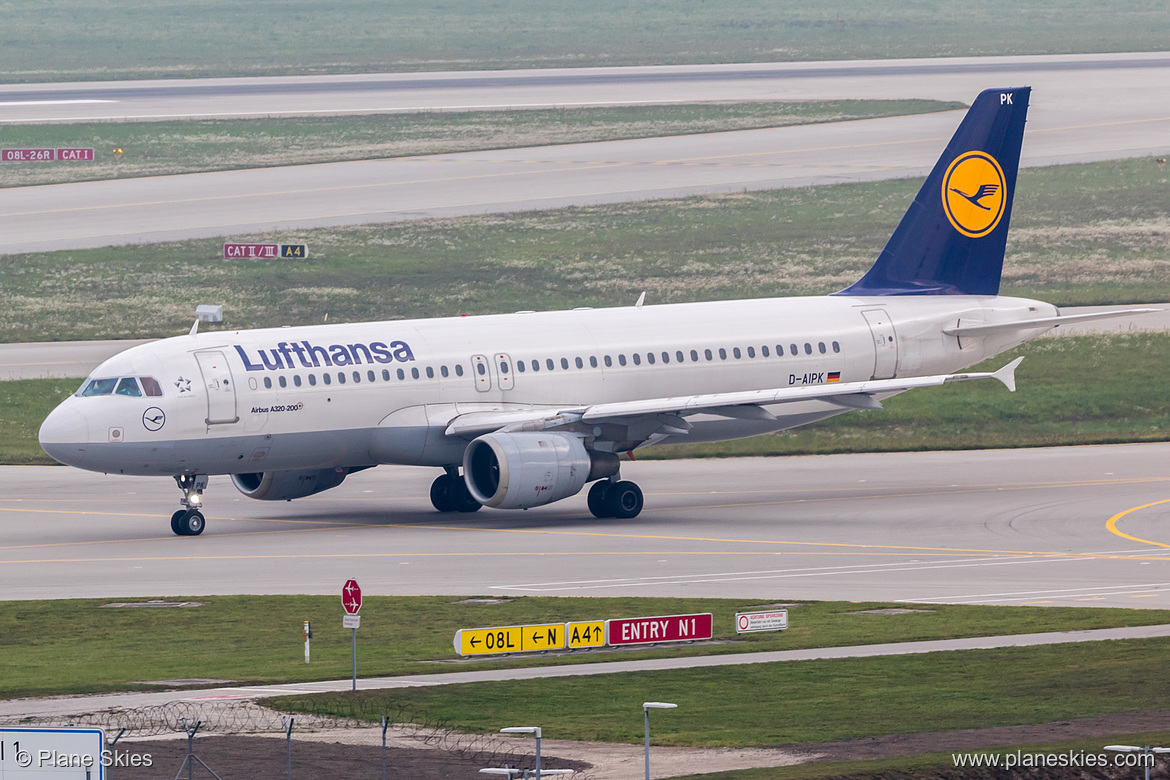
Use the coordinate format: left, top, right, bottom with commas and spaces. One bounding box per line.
171, 474, 208, 536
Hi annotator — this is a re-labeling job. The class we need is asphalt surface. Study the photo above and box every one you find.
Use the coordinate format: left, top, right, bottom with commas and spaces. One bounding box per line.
4, 623, 1169, 720
4, 442, 1170, 608
2, 54, 1169, 253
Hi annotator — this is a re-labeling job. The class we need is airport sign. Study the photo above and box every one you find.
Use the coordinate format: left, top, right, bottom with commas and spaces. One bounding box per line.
607, 613, 712, 646
455, 623, 565, 656
280, 244, 308, 258
735, 609, 788, 634
342, 578, 361, 615
2, 149, 54, 162
224, 243, 279, 259
342, 614, 361, 629
565, 620, 606, 649
57, 148, 95, 161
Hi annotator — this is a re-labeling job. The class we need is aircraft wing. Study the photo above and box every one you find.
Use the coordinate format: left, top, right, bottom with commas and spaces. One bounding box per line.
445, 358, 1023, 438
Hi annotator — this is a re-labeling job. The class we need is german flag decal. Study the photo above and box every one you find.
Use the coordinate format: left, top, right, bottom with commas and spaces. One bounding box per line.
827, 372, 841, 383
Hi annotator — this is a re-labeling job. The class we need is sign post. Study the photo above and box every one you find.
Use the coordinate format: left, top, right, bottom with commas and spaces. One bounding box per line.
342, 579, 362, 690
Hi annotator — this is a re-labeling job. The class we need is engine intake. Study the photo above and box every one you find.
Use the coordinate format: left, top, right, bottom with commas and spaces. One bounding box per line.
463, 432, 619, 509
231, 468, 349, 501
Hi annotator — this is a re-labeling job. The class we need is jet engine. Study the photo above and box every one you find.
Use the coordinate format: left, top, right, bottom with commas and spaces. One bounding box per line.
231, 468, 349, 501
463, 432, 619, 509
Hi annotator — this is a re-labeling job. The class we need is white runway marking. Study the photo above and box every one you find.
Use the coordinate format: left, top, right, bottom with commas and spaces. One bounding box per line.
0, 99, 115, 106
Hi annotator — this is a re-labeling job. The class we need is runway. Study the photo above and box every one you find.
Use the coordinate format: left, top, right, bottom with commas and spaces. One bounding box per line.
2, 54, 1169, 254
3, 443, 1170, 608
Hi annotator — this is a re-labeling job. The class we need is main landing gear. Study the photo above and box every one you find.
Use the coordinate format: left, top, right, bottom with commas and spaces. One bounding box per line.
171, 474, 208, 536
430, 469, 483, 513
587, 478, 644, 519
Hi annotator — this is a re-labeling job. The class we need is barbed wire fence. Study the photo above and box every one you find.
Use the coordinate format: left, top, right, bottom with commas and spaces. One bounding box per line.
3, 697, 589, 778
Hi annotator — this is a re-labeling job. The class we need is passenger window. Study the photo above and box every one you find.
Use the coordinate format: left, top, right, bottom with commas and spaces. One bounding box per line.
531, 360, 540, 372
264, 377, 272, 389
690, 350, 699, 362
547, 359, 555, 371
397, 368, 405, 380
632, 353, 641, 366
575, 357, 584, 369
338, 373, 346, 384
790, 344, 798, 356
516, 362, 524, 373
590, 356, 598, 368
369, 370, 377, 382
647, 352, 656, 365
747, 347, 755, 358
618, 354, 627, 366
676, 351, 684, 363
324, 373, 332, 385
455, 365, 464, 377
662, 352, 670, 364
81, 378, 118, 396
477, 363, 486, 376
441, 365, 449, 377
733, 347, 742, 359
833, 341, 841, 353
115, 377, 142, 397
353, 371, 361, 383
425, 367, 433, 378
819, 342, 826, 354
294, 375, 303, 387
776, 345, 784, 356
805, 343, 812, 355
604, 355, 613, 367
500, 361, 509, 374
309, 374, 317, 386
278, 376, 287, 388
383, 369, 391, 381
560, 357, 569, 370
705, 349, 713, 361
761, 346, 770, 357
411, 367, 420, 379
139, 376, 164, 397
719, 348, 727, 360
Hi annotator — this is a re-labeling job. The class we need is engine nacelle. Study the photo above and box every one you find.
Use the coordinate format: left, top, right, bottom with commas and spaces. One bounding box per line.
231, 468, 349, 501
463, 432, 619, 509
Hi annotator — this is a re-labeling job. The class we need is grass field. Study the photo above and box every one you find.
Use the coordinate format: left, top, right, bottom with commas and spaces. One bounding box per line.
0, 100, 962, 188
1, 157, 1167, 344
2, 0, 1168, 81
2, 595, 1166, 700
268, 637, 1170, 747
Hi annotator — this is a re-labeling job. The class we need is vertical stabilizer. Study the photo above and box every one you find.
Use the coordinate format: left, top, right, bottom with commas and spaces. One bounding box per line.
836, 87, 1030, 296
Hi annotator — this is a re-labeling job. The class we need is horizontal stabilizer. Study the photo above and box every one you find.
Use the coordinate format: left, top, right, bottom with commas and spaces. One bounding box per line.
943, 308, 1161, 337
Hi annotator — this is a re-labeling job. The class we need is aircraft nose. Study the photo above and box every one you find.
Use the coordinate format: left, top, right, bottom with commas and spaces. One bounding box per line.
38, 404, 89, 467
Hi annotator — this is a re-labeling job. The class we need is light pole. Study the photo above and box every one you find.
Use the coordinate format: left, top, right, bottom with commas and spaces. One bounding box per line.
1105, 745, 1170, 780
501, 727, 542, 778
643, 702, 677, 780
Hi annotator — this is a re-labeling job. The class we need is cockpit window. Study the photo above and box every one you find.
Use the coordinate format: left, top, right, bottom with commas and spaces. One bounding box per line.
80, 378, 118, 396
139, 377, 163, 397
115, 377, 142, 397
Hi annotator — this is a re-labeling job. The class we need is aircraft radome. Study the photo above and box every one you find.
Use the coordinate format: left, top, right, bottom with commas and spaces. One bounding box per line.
39, 87, 1157, 535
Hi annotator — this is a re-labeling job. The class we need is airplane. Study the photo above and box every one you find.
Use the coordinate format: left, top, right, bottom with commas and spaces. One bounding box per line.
38, 86, 1157, 536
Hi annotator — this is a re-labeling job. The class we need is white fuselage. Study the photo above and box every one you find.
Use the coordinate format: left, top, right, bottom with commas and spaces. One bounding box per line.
40, 293, 1056, 477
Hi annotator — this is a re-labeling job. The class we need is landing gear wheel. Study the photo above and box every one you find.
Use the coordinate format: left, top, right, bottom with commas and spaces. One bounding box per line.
182, 511, 206, 536
587, 481, 614, 518
449, 478, 483, 513
605, 481, 643, 519
431, 472, 483, 513
172, 509, 205, 536
430, 474, 457, 512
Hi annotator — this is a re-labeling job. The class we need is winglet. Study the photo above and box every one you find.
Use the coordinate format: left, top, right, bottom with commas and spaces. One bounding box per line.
992, 356, 1024, 392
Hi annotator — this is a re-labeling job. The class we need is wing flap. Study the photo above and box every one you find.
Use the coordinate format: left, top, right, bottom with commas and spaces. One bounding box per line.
942, 308, 1160, 337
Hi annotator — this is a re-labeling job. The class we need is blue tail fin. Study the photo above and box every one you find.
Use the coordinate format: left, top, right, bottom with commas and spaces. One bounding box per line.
836, 87, 1030, 297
